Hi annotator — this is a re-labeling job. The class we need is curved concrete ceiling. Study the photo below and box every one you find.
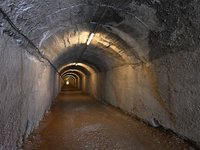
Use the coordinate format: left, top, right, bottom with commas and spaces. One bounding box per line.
63, 73, 80, 84
39, 27, 131, 72
62, 70, 85, 79
59, 63, 97, 75
61, 65, 91, 76
1, 0, 199, 76
64, 74, 78, 81
66, 75, 76, 82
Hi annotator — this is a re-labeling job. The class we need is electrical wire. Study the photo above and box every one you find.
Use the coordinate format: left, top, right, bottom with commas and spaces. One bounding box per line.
0, 8, 62, 77
93, 0, 112, 33
0, 0, 112, 72
75, 0, 112, 65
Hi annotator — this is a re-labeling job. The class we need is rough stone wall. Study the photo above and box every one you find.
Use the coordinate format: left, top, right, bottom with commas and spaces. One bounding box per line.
85, 48, 200, 146
0, 34, 64, 150
1, 0, 200, 148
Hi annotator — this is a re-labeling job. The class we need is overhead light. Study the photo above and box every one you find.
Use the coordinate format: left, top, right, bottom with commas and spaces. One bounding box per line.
87, 33, 94, 45
75, 63, 78, 66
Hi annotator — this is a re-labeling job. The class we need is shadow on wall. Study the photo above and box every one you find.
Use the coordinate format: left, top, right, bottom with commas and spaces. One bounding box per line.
82, 49, 200, 148
0, 34, 64, 149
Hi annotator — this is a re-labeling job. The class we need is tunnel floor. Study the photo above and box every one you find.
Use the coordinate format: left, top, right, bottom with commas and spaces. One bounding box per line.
23, 85, 193, 150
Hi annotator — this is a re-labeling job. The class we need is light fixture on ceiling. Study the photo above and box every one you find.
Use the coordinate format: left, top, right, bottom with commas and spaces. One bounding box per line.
87, 33, 94, 45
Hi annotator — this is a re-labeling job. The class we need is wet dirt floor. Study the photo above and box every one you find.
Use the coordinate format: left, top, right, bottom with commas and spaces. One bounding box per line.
23, 85, 195, 150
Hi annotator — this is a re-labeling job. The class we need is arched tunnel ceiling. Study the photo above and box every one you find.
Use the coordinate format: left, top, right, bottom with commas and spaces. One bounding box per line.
62, 70, 84, 79
39, 25, 133, 72
64, 73, 79, 81
65, 75, 76, 82
1, 0, 200, 74
59, 63, 96, 76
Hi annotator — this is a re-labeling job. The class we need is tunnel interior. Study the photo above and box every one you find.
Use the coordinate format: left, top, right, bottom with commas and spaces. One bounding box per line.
0, 0, 200, 149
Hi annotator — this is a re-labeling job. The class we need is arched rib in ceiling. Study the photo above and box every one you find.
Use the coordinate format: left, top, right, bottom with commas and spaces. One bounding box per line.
61, 65, 90, 76
66, 75, 76, 86
64, 74, 78, 81
63, 72, 80, 85
62, 70, 85, 79
39, 26, 132, 72
59, 62, 98, 73
62, 73, 81, 81
68, 76, 76, 82
1, 0, 162, 75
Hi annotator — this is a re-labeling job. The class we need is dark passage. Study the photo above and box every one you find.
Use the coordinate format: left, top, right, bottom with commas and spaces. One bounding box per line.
23, 85, 193, 150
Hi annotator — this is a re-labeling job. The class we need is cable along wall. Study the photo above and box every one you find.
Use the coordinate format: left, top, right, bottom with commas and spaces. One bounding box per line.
1, 0, 200, 148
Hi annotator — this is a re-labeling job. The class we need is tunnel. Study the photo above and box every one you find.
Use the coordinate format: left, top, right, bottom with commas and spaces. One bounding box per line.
0, 0, 200, 149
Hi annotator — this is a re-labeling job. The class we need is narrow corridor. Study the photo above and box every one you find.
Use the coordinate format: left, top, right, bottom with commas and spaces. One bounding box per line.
23, 85, 193, 150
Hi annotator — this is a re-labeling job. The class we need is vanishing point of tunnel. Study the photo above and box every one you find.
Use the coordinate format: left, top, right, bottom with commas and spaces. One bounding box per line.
0, 0, 200, 149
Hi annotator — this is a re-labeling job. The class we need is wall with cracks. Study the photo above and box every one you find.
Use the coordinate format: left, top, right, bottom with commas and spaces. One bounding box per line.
1, 0, 200, 149
61, 48, 200, 147
0, 34, 64, 150
82, 48, 200, 147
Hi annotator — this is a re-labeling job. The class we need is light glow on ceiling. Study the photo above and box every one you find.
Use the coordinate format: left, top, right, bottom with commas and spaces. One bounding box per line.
87, 33, 94, 45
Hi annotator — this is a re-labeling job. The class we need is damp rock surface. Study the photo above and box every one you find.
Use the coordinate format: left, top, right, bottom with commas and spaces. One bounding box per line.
23, 85, 194, 150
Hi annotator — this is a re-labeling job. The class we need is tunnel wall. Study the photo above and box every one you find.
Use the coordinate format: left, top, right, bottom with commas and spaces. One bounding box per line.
69, 78, 75, 87
0, 34, 64, 149
83, 48, 200, 146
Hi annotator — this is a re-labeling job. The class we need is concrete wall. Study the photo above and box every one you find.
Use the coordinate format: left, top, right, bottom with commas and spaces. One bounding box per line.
84, 48, 200, 146
0, 34, 64, 150
69, 78, 75, 87
1, 0, 199, 149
